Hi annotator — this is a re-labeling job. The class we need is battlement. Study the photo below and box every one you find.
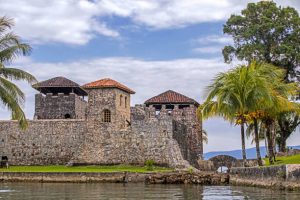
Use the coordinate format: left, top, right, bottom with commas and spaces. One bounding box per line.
131, 104, 197, 122
34, 93, 87, 120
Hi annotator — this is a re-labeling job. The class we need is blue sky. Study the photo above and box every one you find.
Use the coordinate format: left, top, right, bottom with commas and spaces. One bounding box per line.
0, 0, 300, 153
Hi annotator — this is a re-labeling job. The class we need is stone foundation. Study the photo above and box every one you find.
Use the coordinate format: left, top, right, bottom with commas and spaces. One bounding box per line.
230, 164, 300, 190
0, 172, 229, 184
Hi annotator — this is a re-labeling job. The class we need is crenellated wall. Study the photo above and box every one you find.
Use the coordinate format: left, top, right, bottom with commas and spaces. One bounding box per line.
34, 93, 87, 120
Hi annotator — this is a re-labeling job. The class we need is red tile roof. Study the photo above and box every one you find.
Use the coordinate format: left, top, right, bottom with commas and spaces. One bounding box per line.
145, 90, 199, 105
82, 78, 135, 94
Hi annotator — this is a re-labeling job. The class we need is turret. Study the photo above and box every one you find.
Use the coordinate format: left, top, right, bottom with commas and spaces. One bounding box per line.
32, 76, 87, 119
82, 78, 135, 129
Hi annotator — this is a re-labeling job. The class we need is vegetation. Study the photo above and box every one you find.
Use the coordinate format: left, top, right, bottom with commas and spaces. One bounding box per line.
145, 160, 155, 171
223, 1, 300, 80
219, 1, 300, 164
264, 154, 300, 166
0, 16, 37, 129
202, 61, 298, 165
0, 165, 172, 173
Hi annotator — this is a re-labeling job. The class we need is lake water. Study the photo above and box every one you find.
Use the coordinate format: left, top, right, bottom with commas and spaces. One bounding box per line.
0, 183, 299, 199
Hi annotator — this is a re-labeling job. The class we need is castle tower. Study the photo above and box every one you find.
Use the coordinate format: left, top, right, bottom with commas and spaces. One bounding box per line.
82, 78, 135, 129
145, 90, 203, 166
32, 77, 88, 119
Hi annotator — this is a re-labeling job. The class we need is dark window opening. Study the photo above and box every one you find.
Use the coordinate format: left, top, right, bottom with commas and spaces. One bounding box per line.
179, 105, 190, 109
120, 95, 123, 106
125, 97, 127, 108
64, 114, 71, 119
102, 109, 111, 122
166, 105, 174, 110
153, 105, 162, 110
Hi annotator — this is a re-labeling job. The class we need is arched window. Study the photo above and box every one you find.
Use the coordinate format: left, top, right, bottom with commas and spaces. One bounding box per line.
125, 97, 127, 108
120, 95, 123, 106
102, 109, 111, 122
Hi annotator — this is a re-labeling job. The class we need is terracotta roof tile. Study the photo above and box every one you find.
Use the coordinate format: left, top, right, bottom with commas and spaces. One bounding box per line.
82, 78, 135, 94
145, 90, 199, 105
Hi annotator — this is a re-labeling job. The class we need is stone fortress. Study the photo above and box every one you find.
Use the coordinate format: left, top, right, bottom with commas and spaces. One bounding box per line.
0, 77, 203, 168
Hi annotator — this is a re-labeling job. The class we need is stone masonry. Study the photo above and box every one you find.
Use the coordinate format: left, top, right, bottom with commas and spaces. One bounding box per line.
0, 77, 203, 168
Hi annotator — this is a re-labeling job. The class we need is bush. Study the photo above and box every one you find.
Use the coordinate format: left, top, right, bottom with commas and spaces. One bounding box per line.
145, 160, 155, 171
187, 167, 194, 174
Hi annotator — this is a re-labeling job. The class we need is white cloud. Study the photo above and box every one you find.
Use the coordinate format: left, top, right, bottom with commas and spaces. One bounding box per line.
1, 0, 299, 45
193, 47, 221, 54
196, 35, 233, 45
0, 0, 119, 45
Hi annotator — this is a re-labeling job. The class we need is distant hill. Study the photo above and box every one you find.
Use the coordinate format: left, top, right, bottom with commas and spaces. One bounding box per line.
204, 145, 300, 160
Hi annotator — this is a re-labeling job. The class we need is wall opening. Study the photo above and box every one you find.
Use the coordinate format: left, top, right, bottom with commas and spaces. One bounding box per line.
179, 105, 190, 109
120, 95, 123, 106
125, 97, 127, 108
102, 109, 111, 122
64, 114, 71, 119
217, 166, 228, 173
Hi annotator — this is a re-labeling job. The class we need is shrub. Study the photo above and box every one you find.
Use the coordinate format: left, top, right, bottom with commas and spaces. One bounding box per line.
145, 160, 155, 171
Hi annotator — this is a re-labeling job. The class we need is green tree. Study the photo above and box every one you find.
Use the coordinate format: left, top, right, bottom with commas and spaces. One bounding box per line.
223, 1, 300, 79
277, 112, 300, 152
223, 1, 300, 153
202, 62, 277, 164
202, 61, 298, 165
0, 16, 37, 129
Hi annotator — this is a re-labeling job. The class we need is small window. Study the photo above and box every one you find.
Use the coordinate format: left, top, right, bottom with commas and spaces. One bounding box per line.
125, 97, 127, 108
102, 109, 111, 122
120, 95, 123, 106
64, 114, 71, 119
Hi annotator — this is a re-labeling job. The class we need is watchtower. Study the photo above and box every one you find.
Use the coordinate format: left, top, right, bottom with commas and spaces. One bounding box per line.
82, 78, 135, 129
145, 90, 203, 166
32, 76, 87, 119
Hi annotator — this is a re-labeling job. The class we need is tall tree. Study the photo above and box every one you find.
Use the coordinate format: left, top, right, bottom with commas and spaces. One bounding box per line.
0, 16, 37, 129
202, 61, 279, 164
277, 112, 300, 152
223, 1, 300, 152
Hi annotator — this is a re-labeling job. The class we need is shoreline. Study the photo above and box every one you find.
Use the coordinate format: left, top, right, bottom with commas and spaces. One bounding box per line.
0, 171, 229, 185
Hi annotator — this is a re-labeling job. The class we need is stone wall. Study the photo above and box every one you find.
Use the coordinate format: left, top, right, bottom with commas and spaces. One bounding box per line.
145, 104, 203, 167
0, 120, 86, 165
0, 171, 229, 184
34, 93, 87, 119
230, 164, 300, 190
72, 107, 190, 168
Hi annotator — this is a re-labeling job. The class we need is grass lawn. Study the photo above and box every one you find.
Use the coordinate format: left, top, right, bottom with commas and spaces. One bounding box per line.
0, 165, 173, 173
264, 154, 300, 166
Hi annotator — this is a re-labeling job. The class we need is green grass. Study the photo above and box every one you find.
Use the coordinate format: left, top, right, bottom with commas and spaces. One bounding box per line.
264, 154, 300, 166
0, 165, 173, 173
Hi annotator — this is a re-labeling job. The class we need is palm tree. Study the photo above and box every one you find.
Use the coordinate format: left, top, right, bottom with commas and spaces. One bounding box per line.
0, 16, 37, 129
202, 61, 297, 165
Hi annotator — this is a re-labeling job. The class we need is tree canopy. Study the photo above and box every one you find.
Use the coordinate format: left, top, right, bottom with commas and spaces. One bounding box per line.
0, 16, 37, 129
223, 1, 300, 80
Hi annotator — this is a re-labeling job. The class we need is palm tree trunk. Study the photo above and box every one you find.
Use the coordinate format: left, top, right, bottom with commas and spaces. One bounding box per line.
272, 122, 277, 162
266, 122, 274, 165
264, 131, 268, 157
254, 119, 263, 166
241, 123, 247, 164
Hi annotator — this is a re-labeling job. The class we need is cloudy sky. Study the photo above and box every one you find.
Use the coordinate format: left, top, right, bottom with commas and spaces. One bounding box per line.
0, 0, 300, 153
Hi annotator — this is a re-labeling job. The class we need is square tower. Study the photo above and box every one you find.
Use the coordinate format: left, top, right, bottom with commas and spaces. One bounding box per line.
32, 77, 87, 119
82, 78, 135, 129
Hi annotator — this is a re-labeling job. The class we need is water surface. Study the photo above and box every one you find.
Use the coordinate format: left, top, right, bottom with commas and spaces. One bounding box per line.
0, 183, 299, 199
